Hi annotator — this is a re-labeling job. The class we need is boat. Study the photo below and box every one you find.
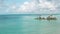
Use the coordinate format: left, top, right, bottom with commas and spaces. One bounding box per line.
46, 15, 57, 20
35, 16, 46, 20
35, 15, 57, 20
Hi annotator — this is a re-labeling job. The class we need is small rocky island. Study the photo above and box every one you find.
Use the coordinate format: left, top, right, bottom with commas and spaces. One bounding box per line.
35, 15, 57, 20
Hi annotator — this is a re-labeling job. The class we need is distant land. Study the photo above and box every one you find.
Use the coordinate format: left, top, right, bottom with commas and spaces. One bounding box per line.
0, 14, 60, 16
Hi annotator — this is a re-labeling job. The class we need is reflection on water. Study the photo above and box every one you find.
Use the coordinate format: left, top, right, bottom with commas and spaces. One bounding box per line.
0, 15, 59, 34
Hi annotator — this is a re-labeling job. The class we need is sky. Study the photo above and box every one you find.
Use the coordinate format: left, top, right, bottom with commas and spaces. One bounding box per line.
0, 0, 60, 14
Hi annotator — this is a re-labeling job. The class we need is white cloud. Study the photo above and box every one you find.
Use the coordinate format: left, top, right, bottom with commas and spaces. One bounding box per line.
16, 1, 37, 13
39, 0, 56, 10
6, 0, 58, 14
6, 4, 18, 14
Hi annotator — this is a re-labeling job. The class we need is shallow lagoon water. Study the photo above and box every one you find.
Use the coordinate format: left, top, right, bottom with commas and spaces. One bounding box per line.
0, 15, 60, 34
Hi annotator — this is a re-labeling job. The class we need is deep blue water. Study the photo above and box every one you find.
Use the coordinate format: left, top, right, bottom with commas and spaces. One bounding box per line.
0, 15, 60, 34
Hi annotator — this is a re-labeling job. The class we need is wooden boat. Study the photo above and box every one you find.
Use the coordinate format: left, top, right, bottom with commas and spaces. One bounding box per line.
35, 17, 46, 20
35, 15, 57, 20
46, 15, 57, 20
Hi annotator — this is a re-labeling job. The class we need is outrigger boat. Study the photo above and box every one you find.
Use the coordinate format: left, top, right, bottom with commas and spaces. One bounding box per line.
35, 15, 57, 20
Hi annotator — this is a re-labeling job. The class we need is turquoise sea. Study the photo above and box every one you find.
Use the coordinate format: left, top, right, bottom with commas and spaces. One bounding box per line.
0, 14, 60, 34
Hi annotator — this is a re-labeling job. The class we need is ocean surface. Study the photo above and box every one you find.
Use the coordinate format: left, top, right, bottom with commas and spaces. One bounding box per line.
0, 14, 60, 34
